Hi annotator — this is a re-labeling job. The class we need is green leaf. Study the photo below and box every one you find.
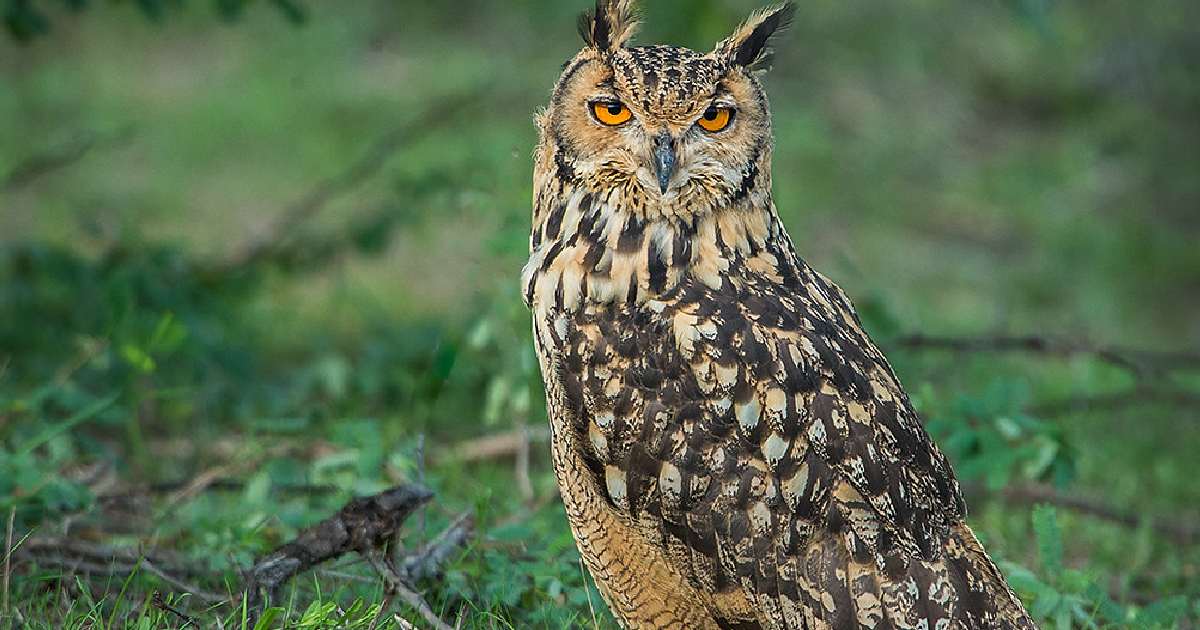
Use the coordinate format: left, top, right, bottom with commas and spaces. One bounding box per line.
1032, 504, 1064, 579
253, 607, 284, 630
1134, 595, 1188, 628
16, 393, 119, 457
269, 0, 308, 24
121, 343, 156, 373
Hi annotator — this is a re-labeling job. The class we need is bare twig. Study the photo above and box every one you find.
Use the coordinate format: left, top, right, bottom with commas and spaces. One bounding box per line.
151, 591, 197, 629
157, 444, 289, 516
100, 480, 340, 505
223, 88, 487, 271
14, 538, 225, 604
139, 559, 226, 605
1030, 387, 1200, 416
3, 507, 13, 624
400, 512, 474, 583
415, 434, 427, 533
367, 553, 453, 630
515, 420, 534, 503
436, 427, 550, 464
162, 463, 242, 512
1, 126, 136, 192
964, 482, 1199, 545
892, 333, 1200, 378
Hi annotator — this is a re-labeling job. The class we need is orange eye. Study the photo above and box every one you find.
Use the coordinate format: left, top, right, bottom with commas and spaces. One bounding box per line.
592, 101, 632, 126
697, 106, 734, 132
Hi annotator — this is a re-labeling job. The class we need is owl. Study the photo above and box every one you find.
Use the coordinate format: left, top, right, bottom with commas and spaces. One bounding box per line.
521, 2, 1037, 628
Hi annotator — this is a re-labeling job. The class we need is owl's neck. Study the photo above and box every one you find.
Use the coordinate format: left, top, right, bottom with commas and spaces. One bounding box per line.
522, 182, 806, 313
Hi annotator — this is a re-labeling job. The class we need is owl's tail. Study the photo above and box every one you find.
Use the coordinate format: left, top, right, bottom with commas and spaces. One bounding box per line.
781, 521, 1037, 629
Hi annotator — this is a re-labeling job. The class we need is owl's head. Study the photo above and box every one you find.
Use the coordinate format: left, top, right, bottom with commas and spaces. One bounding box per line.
537, 1, 795, 216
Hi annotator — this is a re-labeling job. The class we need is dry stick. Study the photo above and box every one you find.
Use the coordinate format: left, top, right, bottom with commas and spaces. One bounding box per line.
223, 87, 488, 272
151, 591, 198, 629
19, 538, 184, 568
366, 553, 453, 630
892, 333, 1200, 378
401, 512, 474, 583
3, 507, 13, 626
138, 559, 226, 605
515, 419, 534, 503
435, 426, 550, 464
964, 482, 1199, 545
162, 463, 243, 512
15, 542, 225, 605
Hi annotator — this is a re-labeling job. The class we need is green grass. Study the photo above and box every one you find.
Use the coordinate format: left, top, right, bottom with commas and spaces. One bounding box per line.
1, 0, 1199, 627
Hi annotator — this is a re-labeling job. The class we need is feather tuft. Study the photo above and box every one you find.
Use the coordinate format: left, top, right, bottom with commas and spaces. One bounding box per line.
578, 0, 640, 52
715, 2, 796, 69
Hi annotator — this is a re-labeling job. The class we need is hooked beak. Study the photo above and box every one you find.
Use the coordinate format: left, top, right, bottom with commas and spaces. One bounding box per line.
653, 132, 677, 194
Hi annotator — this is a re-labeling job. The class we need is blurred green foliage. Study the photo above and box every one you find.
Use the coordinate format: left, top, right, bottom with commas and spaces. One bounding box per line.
1, 0, 1198, 627
3, 0, 306, 42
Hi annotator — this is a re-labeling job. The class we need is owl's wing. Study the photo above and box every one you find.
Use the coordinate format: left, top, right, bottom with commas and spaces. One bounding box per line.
553, 265, 1033, 629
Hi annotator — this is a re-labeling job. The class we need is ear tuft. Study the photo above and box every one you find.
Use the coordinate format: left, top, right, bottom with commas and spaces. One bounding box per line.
716, 2, 796, 68
578, 0, 640, 52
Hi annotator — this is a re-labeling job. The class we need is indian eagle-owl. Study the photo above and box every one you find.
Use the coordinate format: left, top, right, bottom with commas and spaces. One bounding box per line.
521, 2, 1037, 627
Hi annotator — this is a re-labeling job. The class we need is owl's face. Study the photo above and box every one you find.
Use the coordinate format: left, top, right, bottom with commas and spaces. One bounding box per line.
537, 2, 795, 217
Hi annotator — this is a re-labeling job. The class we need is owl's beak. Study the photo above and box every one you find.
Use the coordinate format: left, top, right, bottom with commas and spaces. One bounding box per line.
653, 132, 677, 194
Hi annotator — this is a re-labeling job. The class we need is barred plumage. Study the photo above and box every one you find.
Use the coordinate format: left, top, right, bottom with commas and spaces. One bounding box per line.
523, 2, 1037, 627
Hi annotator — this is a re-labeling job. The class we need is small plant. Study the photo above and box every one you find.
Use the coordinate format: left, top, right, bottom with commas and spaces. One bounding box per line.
1002, 505, 1190, 629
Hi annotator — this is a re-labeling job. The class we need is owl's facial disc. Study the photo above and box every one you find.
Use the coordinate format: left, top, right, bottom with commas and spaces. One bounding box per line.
545, 43, 771, 212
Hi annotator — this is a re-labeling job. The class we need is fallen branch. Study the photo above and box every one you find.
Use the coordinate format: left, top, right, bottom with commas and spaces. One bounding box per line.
243, 484, 432, 612
16, 483, 474, 626
242, 483, 473, 628
964, 482, 1199, 545
892, 333, 1200, 379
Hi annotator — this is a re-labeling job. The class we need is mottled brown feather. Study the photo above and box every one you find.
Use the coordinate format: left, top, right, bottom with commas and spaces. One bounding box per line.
525, 4, 1037, 629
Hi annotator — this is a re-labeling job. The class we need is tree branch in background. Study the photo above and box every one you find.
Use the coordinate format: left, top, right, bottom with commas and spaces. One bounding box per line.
1031, 387, 1200, 416
433, 426, 550, 464
963, 482, 1199, 545
221, 87, 489, 272
1, 126, 136, 192
892, 333, 1200, 379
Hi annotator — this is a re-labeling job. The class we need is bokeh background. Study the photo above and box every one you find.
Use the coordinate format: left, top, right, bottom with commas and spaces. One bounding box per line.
1, 1, 1198, 627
